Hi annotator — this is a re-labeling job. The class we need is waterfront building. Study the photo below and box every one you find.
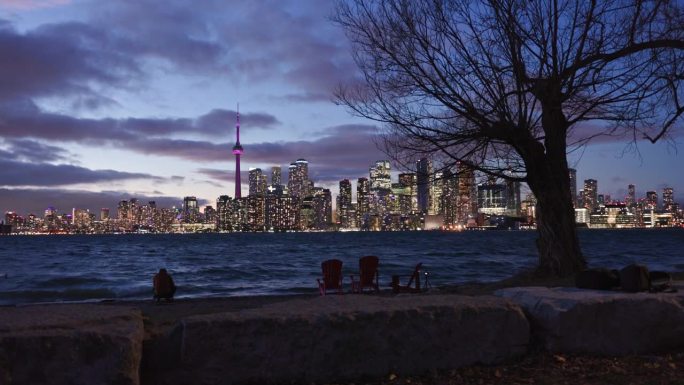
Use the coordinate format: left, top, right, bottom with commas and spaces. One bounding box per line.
477, 182, 508, 215
100, 208, 110, 221
568, 168, 577, 207
416, 158, 432, 213
183, 196, 200, 223
247, 195, 266, 231
663, 187, 674, 212
583, 179, 598, 212
627, 184, 636, 207
117, 201, 128, 221
440, 169, 458, 226
429, 170, 443, 215
589, 203, 637, 228
506, 179, 522, 216
646, 190, 658, 210
370, 160, 392, 192
338, 179, 353, 228
232, 108, 244, 199
356, 177, 370, 228
271, 166, 282, 187
312, 188, 333, 230
216, 195, 233, 231
398, 173, 418, 213
288, 159, 309, 198
249, 168, 267, 196
456, 163, 477, 225
575, 208, 589, 224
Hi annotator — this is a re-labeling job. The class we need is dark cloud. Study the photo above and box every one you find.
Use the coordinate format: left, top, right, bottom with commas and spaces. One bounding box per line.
2, 139, 71, 162
0, 153, 161, 187
0, 188, 190, 216
0, 100, 278, 143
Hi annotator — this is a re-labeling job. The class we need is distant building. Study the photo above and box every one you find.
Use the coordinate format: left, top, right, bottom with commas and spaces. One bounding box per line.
288, 159, 309, 198
416, 158, 431, 213
356, 177, 370, 228
583, 179, 598, 211
568, 168, 577, 207
663, 187, 674, 212
369, 160, 391, 192
271, 166, 282, 187
338, 179, 353, 228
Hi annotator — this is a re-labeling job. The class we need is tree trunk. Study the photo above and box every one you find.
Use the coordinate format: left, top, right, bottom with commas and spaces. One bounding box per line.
522, 85, 587, 277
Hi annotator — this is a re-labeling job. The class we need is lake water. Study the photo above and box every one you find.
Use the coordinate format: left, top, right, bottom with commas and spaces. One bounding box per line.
0, 229, 683, 305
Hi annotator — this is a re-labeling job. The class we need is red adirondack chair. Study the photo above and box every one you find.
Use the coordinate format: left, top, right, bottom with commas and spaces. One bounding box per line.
317, 259, 343, 295
391, 263, 424, 293
350, 255, 379, 293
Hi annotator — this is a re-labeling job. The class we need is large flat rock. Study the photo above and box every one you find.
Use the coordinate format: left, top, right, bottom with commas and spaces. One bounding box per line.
496, 283, 684, 355
153, 294, 529, 384
0, 304, 144, 385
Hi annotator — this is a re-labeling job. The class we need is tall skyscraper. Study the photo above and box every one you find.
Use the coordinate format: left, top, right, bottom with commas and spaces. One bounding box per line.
568, 168, 577, 207
627, 184, 636, 206
583, 179, 598, 211
416, 158, 432, 213
288, 159, 309, 198
663, 187, 674, 212
356, 177, 370, 225
232, 107, 244, 199
429, 170, 443, 215
338, 179, 352, 228
271, 166, 282, 186
249, 168, 266, 196
183, 196, 199, 222
398, 173, 418, 213
456, 162, 477, 224
369, 160, 391, 191
646, 190, 658, 210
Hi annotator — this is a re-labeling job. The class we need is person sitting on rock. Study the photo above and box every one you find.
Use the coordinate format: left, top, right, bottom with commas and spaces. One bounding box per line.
153, 268, 176, 301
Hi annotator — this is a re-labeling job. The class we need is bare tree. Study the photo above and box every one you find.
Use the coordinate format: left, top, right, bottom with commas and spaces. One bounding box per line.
334, 0, 684, 276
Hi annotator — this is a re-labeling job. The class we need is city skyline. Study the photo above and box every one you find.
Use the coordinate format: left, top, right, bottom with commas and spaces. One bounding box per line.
0, 0, 683, 216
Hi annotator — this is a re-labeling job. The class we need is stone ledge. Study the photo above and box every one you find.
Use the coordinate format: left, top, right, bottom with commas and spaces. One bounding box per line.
151, 294, 529, 384
496, 282, 684, 355
0, 305, 144, 385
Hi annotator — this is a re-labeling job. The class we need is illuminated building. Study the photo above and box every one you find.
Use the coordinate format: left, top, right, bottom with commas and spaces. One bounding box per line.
663, 187, 674, 212
370, 160, 391, 192
247, 195, 266, 231
583, 179, 598, 211
100, 208, 110, 221
271, 166, 282, 187
429, 170, 443, 215
457, 163, 477, 224
312, 188, 333, 230
398, 173, 418, 213
117, 201, 129, 221
338, 179, 353, 228
249, 168, 267, 196
440, 169, 458, 225
477, 182, 508, 215
288, 159, 309, 198
356, 177, 370, 227
416, 158, 432, 213
232, 107, 244, 199
216, 195, 234, 231
183, 196, 200, 223
626, 184, 636, 207
569, 168, 577, 207
646, 191, 658, 210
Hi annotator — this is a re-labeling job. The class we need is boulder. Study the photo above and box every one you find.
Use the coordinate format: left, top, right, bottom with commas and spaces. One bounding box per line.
496, 283, 684, 355
153, 294, 529, 384
0, 304, 144, 385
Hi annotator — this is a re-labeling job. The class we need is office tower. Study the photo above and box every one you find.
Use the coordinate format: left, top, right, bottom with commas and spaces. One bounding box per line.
441, 169, 458, 225
312, 188, 333, 229
117, 200, 129, 221
398, 173, 418, 213
369, 160, 391, 192
598, 194, 605, 206
232, 108, 244, 199
249, 168, 266, 196
204, 205, 216, 223
271, 166, 282, 186
626, 184, 636, 206
663, 187, 674, 212
506, 179, 522, 216
216, 195, 233, 231
356, 177, 370, 225
338, 179, 352, 228
429, 170, 443, 215
646, 190, 658, 210
568, 168, 577, 207
247, 195, 266, 231
457, 162, 477, 223
416, 158, 432, 213
100, 208, 110, 221
288, 159, 309, 198
478, 181, 508, 215
583, 179, 598, 211
183, 196, 199, 223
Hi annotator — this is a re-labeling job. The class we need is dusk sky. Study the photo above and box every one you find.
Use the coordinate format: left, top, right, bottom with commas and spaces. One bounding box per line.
1, 0, 682, 215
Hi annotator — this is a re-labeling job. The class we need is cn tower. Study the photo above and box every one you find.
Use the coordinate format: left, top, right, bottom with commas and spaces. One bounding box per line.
232, 106, 244, 199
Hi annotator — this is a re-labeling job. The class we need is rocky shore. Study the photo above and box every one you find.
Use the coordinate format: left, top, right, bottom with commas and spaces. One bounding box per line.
1, 281, 683, 385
